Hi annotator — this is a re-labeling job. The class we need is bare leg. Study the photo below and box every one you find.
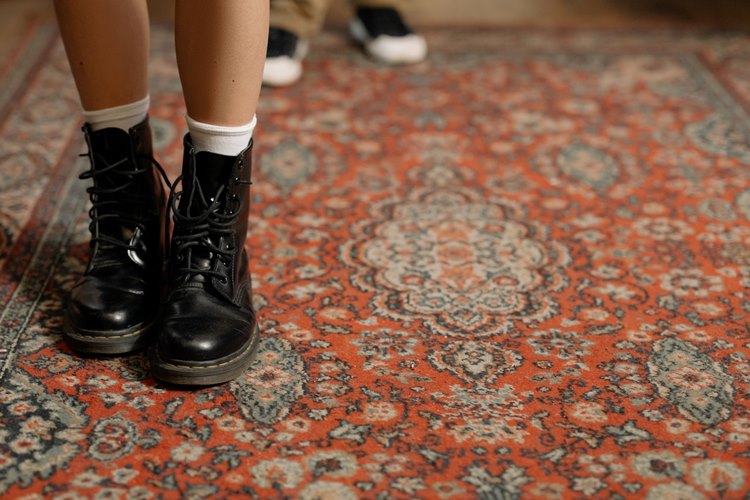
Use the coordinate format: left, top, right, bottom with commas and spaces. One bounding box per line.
175, 0, 269, 126
53, 0, 149, 110
153, 1, 268, 385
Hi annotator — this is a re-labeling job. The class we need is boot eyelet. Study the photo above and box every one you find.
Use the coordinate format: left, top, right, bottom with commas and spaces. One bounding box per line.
233, 177, 240, 183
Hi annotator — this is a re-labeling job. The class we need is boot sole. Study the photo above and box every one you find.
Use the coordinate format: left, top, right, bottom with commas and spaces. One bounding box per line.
63, 317, 156, 355
149, 324, 260, 386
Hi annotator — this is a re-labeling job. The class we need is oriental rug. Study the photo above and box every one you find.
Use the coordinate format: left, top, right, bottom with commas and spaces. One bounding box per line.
1, 23, 750, 499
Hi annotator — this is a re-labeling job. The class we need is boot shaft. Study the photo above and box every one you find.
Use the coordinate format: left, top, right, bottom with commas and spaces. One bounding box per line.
81, 118, 167, 273
170, 135, 253, 306
84, 119, 159, 202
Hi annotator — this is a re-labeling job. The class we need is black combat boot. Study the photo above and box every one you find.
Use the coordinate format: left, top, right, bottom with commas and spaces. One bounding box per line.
150, 135, 260, 385
64, 118, 168, 354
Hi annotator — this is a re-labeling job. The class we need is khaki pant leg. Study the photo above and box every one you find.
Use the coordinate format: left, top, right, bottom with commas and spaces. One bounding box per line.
270, 0, 333, 39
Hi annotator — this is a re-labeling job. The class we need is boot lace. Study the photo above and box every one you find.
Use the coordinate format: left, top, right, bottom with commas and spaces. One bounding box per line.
168, 167, 251, 283
80, 150, 171, 258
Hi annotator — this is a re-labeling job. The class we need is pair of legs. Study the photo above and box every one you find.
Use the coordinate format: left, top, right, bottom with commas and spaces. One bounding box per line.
55, 0, 269, 385
55, 0, 266, 127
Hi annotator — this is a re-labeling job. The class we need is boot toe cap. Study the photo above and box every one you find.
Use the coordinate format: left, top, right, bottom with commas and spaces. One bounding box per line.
66, 276, 156, 333
156, 289, 255, 365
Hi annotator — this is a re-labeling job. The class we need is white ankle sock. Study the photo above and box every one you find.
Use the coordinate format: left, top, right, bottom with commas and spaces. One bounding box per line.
82, 95, 150, 132
186, 115, 256, 156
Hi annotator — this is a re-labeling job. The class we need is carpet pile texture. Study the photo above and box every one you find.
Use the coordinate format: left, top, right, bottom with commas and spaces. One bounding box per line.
1, 23, 750, 498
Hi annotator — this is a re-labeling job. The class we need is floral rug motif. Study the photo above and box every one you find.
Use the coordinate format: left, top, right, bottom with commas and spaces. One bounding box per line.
2, 23, 750, 498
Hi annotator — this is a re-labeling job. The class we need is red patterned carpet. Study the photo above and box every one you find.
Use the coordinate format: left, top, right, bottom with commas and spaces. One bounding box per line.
2, 22, 750, 498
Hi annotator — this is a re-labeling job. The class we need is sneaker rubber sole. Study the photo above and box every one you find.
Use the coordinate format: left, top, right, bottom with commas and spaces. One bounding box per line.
349, 18, 427, 65
263, 40, 310, 87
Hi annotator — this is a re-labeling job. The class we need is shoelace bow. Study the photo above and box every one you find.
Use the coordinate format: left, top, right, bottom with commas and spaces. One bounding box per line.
168, 165, 252, 283
80, 150, 171, 256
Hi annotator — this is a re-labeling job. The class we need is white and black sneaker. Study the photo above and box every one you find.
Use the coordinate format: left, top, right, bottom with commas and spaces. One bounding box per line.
349, 7, 427, 65
263, 27, 310, 87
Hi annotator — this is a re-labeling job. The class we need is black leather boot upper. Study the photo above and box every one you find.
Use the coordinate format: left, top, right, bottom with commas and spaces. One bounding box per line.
156, 135, 256, 365
66, 119, 167, 340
